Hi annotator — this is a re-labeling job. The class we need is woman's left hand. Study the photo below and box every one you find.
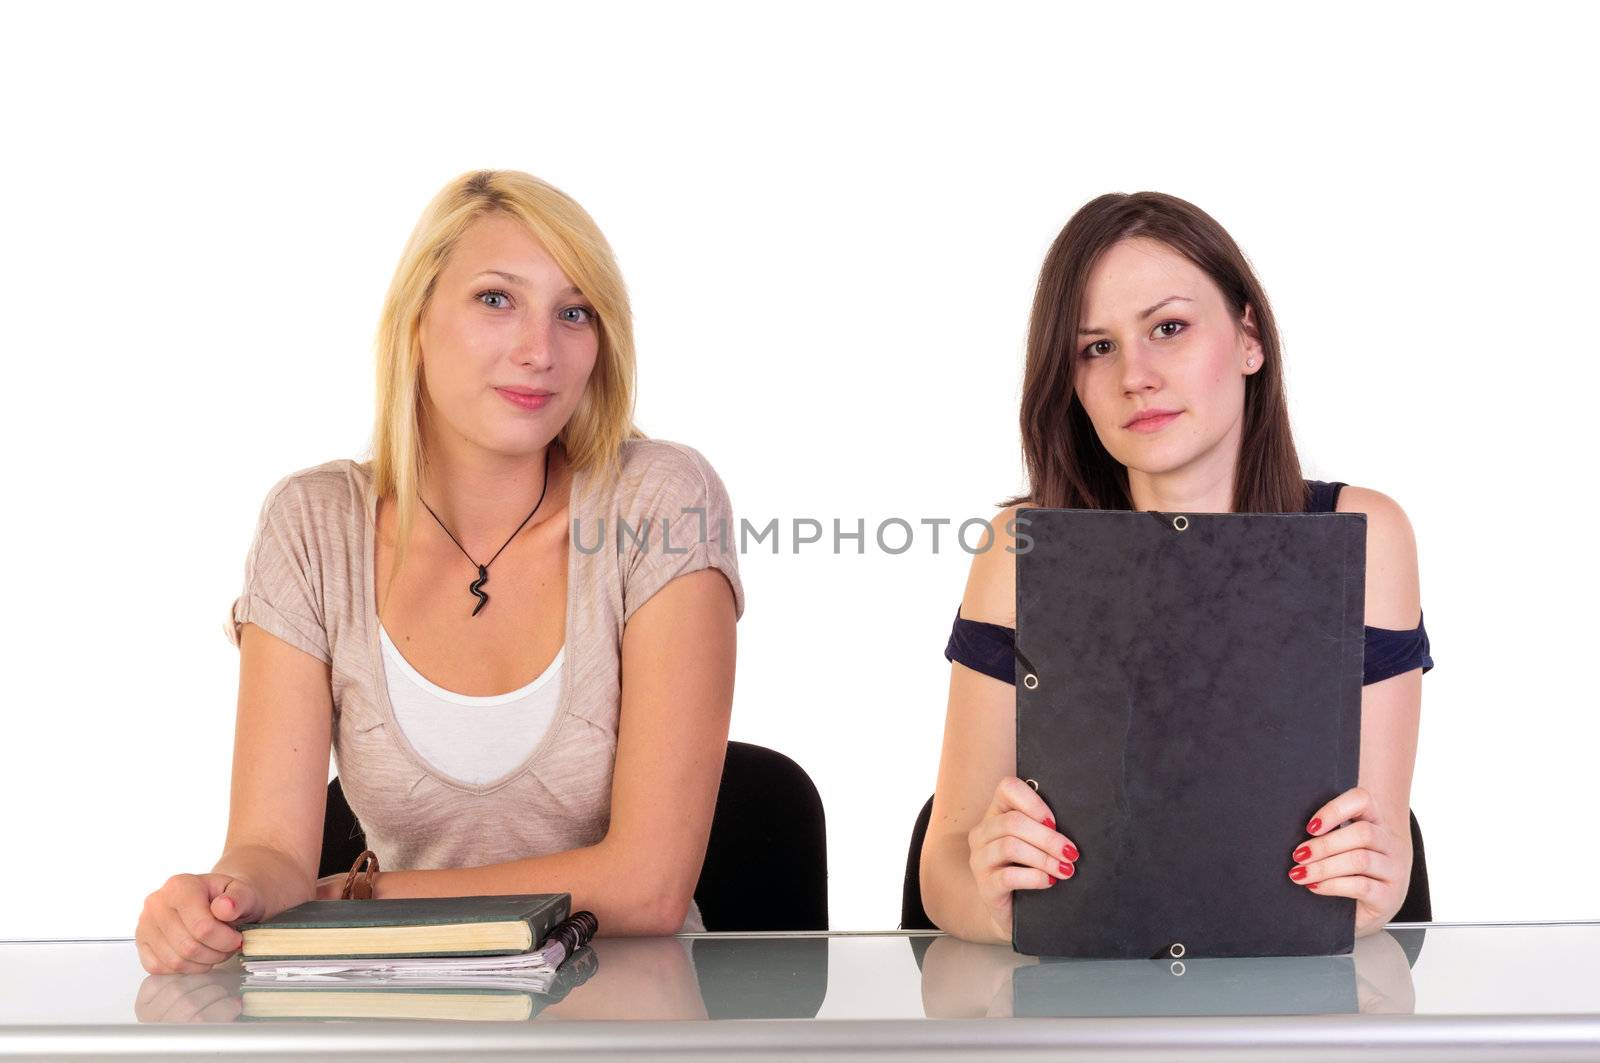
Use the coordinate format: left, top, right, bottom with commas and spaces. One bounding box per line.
1289, 786, 1409, 937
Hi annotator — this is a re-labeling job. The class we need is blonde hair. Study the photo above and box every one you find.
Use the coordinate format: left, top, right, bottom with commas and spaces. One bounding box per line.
369, 170, 641, 595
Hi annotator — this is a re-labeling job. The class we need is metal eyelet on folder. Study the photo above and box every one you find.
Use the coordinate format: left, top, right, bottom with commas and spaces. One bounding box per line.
1025, 778, 1040, 792
1022, 673, 1039, 690
1170, 960, 1186, 977
1168, 942, 1186, 958
1172, 515, 1189, 531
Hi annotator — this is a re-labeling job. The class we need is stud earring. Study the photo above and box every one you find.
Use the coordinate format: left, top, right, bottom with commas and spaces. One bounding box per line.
1246, 358, 1256, 368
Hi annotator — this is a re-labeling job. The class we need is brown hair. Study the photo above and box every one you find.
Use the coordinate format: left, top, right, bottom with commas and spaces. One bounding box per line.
1007, 192, 1306, 513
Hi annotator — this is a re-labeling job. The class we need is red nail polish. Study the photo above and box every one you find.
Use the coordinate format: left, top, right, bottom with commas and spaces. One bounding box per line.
1308, 882, 1319, 891
1293, 846, 1312, 863
1059, 861, 1075, 879
1044, 817, 1056, 831
1290, 867, 1308, 881
1307, 818, 1322, 834
1062, 843, 1079, 862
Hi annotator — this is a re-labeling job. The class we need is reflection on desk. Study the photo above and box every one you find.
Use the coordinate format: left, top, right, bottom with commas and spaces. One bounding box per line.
0, 923, 1596, 1061
130, 935, 835, 1025
128, 931, 1413, 1025
914, 926, 1422, 1018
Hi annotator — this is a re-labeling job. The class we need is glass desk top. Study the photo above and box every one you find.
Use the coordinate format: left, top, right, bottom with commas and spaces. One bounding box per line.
2, 923, 1598, 1061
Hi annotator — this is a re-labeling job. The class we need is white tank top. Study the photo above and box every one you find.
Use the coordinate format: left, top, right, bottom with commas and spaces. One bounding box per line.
378, 624, 565, 786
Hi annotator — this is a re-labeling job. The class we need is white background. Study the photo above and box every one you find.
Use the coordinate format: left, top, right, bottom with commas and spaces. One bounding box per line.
2, 2, 1595, 939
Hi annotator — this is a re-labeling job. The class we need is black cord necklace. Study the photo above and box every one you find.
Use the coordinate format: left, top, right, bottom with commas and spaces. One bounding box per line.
419, 446, 553, 618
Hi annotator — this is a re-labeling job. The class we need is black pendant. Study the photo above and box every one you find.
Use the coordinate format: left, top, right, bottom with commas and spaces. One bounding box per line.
469, 564, 490, 617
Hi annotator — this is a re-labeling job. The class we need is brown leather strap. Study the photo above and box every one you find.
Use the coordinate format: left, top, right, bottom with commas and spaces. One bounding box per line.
341, 850, 379, 900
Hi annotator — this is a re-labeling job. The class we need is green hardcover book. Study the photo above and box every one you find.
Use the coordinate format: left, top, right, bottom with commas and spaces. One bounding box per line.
240, 893, 570, 961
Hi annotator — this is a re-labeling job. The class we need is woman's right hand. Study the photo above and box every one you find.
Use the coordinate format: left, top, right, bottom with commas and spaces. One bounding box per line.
136, 873, 263, 975
967, 776, 1079, 939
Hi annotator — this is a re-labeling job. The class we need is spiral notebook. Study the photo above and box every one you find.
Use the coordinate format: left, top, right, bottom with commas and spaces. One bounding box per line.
1012, 506, 1365, 959
240, 934, 601, 1022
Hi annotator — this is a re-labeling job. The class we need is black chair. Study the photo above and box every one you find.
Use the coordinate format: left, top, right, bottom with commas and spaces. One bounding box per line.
694, 742, 829, 931
319, 777, 369, 879
320, 740, 829, 931
899, 793, 1431, 930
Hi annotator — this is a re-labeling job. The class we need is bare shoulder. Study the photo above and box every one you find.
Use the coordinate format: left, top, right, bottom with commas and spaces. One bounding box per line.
1334, 484, 1417, 558
1335, 485, 1422, 628
959, 504, 1029, 627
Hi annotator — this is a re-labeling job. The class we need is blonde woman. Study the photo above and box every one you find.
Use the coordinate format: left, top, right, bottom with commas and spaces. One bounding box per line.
136, 170, 743, 974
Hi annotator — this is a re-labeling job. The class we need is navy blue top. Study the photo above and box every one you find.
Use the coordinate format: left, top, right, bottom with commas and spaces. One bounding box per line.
945, 480, 1434, 687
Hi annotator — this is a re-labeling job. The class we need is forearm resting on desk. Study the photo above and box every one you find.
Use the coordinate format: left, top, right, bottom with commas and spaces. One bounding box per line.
367, 838, 693, 936
212, 843, 315, 920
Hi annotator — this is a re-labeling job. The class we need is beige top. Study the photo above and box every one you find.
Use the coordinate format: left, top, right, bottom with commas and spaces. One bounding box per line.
223, 438, 745, 934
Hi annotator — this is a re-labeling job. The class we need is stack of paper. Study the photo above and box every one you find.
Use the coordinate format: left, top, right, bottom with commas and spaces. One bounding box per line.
244, 936, 571, 994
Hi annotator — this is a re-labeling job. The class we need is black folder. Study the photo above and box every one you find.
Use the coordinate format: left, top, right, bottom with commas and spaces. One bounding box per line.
1012, 507, 1366, 959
